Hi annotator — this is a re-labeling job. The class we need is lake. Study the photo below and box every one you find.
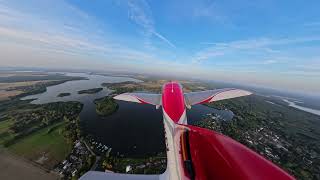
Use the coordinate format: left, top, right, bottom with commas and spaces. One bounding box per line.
22, 73, 233, 157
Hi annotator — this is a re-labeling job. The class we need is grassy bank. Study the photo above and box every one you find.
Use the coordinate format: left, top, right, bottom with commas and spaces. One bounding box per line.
8, 121, 72, 169
0, 98, 83, 170
0, 119, 14, 145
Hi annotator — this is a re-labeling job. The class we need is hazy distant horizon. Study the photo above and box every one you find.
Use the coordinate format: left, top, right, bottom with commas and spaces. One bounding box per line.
1, 66, 320, 99
0, 0, 319, 97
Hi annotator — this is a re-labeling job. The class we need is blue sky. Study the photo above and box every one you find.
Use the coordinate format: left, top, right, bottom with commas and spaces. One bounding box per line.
0, 0, 320, 95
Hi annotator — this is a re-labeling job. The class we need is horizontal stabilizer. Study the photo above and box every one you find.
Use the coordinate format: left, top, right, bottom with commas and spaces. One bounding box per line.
184, 88, 252, 106
113, 93, 161, 106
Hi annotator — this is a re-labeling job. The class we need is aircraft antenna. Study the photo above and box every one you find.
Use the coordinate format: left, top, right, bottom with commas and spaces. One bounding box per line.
171, 81, 174, 92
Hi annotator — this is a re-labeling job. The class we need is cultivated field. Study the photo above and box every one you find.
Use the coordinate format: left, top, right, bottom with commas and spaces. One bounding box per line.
0, 149, 59, 180
0, 81, 53, 101
8, 122, 72, 169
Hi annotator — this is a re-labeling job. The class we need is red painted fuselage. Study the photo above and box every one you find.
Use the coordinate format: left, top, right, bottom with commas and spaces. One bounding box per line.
109, 81, 295, 180
162, 82, 185, 122
160, 81, 294, 180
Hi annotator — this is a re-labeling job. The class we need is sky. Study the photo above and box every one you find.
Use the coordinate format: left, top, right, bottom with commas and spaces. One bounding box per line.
0, 0, 320, 95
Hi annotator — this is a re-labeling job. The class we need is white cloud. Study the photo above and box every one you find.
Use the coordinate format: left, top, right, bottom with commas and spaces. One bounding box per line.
202, 36, 320, 50
262, 60, 278, 65
126, 0, 176, 48
192, 0, 228, 23
194, 36, 320, 62
152, 31, 176, 48
0, 0, 319, 95
0, 0, 178, 72
193, 49, 225, 62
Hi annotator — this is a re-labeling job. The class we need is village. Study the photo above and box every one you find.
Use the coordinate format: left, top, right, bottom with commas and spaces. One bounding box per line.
202, 113, 292, 161
196, 108, 319, 179
55, 138, 111, 179
55, 136, 167, 178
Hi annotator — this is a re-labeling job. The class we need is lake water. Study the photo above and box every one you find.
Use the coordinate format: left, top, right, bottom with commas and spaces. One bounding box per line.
22, 73, 233, 157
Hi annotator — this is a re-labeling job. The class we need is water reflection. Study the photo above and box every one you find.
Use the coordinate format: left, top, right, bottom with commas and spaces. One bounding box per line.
21, 73, 233, 156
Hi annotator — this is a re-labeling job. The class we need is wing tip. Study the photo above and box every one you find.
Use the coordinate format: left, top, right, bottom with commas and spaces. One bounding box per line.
241, 90, 253, 96
112, 93, 142, 103
209, 89, 253, 102
185, 88, 253, 105
113, 93, 125, 100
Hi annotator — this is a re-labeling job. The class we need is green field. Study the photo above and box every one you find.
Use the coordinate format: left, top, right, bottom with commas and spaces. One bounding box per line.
0, 100, 82, 170
0, 119, 14, 144
0, 119, 13, 133
8, 121, 72, 169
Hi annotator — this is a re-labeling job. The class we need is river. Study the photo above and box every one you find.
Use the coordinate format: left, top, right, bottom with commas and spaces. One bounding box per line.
22, 73, 233, 157
283, 99, 320, 116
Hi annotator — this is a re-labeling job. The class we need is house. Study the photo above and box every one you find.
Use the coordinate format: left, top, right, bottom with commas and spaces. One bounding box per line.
72, 169, 78, 177
126, 165, 132, 173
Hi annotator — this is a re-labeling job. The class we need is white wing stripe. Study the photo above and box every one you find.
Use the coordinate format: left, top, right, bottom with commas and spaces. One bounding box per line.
113, 93, 142, 103
113, 93, 161, 105
184, 88, 252, 105
209, 89, 252, 102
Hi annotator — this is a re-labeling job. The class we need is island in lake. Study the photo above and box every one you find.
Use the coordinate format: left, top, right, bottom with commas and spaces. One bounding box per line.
94, 96, 119, 116
78, 88, 103, 94
57, 92, 71, 97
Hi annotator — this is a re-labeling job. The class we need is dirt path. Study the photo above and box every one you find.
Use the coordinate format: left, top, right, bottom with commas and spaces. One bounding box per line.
0, 149, 59, 180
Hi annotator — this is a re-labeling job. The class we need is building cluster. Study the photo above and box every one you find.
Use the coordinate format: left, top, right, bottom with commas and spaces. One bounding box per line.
55, 140, 90, 178
201, 112, 318, 176
203, 114, 290, 162
242, 126, 289, 161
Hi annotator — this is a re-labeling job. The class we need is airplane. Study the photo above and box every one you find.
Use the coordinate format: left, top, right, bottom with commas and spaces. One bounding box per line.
80, 81, 295, 180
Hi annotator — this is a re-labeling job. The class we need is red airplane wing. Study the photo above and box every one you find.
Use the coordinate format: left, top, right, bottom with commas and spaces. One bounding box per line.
183, 125, 295, 180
